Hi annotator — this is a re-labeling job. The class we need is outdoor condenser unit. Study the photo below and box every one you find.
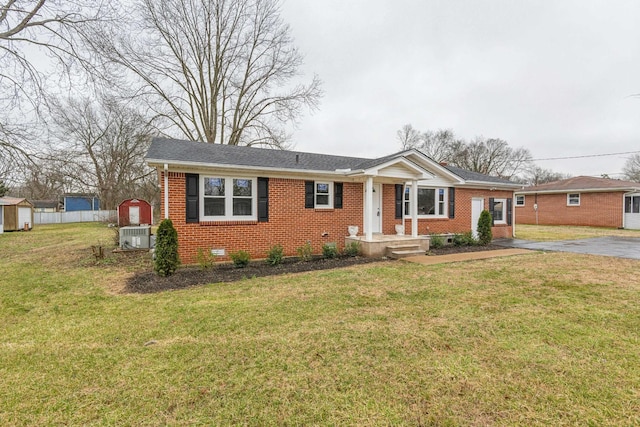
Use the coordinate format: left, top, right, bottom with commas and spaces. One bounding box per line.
119, 225, 151, 249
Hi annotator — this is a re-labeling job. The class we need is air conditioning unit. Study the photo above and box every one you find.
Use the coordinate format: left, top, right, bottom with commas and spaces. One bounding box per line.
119, 225, 151, 249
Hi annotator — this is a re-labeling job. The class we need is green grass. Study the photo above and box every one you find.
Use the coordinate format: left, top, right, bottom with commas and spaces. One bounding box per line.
1, 223, 640, 425
516, 224, 640, 241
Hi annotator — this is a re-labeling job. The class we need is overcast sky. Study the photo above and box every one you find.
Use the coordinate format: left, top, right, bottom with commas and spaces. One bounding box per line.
280, 0, 640, 178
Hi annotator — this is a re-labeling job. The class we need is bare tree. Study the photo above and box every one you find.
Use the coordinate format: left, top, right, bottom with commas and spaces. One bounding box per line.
396, 125, 531, 179
0, 0, 106, 166
623, 153, 640, 182
519, 165, 571, 186
455, 137, 532, 179
87, 0, 321, 147
49, 95, 157, 210
396, 124, 421, 150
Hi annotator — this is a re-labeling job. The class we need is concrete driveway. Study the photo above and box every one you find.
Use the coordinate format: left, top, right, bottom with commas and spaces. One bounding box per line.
495, 236, 640, 260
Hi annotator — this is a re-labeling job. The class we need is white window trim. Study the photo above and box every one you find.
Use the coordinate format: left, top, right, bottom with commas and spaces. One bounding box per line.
567, 193, 580, 206
404, 186, 448, 218
493, 198, 507, 224
315, 181, 334, 209
515, 195, 525, 207
200, 176, 257, 221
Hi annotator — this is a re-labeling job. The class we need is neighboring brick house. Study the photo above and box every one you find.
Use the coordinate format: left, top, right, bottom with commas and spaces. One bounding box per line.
515, 176, 640, 229
146, 137, 520, 263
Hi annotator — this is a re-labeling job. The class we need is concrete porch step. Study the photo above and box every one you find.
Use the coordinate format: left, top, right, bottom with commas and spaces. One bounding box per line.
386, 244, 425, 259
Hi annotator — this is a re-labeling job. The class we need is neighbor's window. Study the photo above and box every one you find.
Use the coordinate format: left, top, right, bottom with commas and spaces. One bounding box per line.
315, 182, 333, 208
404, 187, 447, 216
567, 193, 580, 206
493, 198, 506, 224
515, 195, 525, 206
202, 176, 256, 220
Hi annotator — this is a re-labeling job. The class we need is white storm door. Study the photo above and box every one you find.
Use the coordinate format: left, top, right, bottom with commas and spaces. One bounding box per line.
372, 184, 382, 233
471, 198, 484, 238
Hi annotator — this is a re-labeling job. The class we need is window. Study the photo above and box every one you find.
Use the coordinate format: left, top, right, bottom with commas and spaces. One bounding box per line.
404, 187, 447, 217
567, 193, 580, 206
493, 198, 506, 224
202, 176, 256, 220
626, 195, 640, 213
315, 182, 332, 208
515, 195, 525, 206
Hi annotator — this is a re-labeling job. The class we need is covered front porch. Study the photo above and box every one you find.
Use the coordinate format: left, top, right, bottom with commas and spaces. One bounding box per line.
345, 233, 430, 258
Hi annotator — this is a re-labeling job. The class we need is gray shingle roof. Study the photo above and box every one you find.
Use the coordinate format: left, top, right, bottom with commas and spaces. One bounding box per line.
520, 176, 640, 192
146, 137, 516, 186
146, 137, 371, 172
443, 165, 517, 185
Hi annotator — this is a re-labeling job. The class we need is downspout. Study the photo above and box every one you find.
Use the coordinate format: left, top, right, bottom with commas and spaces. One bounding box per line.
164, 164, 169, 219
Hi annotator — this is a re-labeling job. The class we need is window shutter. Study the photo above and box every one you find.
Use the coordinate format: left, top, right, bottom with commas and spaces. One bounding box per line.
448, 187, 455, 219
258, 177, 269, 222
305, 181, 314, 208
334, 182, 343, 209
185, 173, 199, 223
506, 198, 513, 226
488, 197, 495, 226
395, 184, 403, 219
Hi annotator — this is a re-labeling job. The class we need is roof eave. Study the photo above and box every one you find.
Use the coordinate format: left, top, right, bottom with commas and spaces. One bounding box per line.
516, 187, 640, 195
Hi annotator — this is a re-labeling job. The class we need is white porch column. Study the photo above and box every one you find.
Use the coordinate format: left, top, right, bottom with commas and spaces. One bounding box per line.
164, 164, 169, 219
365, 176, 374, 241
411, 179, 418, 237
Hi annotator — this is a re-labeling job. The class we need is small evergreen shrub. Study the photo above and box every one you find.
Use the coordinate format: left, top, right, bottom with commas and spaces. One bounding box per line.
230, 250, 251, 268
296, 241, 313, 261
429, 234, 444, 249
196, 248, 217, 270
154, 218, 179, 277
477, 210, 493, 245
453, 231, 477, 247
322, 243, 339, 259
265, 244, 284, 266
343, 241, 362, 257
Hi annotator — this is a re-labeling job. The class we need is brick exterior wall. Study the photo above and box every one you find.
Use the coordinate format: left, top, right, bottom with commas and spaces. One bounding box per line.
381, 185, 514, 239
162, 172, 364, 264
515, 192, 625, 228
161, 173, 514, 264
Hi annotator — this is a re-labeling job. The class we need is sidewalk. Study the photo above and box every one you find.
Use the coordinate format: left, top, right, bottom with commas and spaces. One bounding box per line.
402, 248, 532, 265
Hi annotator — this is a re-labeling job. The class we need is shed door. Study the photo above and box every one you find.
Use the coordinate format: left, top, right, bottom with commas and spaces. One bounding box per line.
129, 206, 140, 225
18, 207, 31, 229
0, 206, 3, 234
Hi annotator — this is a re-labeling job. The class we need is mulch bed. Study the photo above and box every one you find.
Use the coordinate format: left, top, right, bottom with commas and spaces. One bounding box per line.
124, 244, 505, 294
125, 256, 383, 294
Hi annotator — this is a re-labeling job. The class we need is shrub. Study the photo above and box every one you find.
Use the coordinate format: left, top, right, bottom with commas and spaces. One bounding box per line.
230, 250, 251, 268
296, 241, 313, 261
429, 234, 444, 249
265, 244, 284, 266
322, 243, 339, 259
477, 210, 493, 245
453, 231, 477, 247
154, 219, 179, 277
196, 248, 217, 270
343, 241, 362, 257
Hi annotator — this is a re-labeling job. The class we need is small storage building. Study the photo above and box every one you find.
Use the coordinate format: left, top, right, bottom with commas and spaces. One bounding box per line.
0, 197, 34, 231
0, 200, 6, 234
63, 193, 100, 211
118, 198, 152, 227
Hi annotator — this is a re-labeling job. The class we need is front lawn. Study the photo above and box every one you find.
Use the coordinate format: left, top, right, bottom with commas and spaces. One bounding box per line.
516, 224, 640, 241
1, 223, 639, 425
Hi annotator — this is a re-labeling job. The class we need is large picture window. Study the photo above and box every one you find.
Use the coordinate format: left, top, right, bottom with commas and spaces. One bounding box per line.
202, 176, 256, 220
404, 187, 447, 217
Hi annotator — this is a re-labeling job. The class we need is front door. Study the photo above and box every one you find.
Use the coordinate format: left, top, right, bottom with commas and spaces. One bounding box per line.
471, 198, 484, 238
372, 184, 382, 233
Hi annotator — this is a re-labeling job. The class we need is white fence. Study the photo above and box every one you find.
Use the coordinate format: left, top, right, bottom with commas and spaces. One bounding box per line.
34, 210, 117, 225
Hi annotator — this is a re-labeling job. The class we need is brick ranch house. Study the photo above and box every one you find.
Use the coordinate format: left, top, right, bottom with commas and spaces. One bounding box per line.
515, 176, 640, 229
146, 137, 520, 263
